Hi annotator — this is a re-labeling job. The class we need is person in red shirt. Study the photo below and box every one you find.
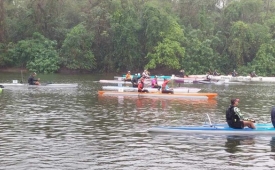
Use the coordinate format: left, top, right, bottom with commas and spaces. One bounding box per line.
161, 78, 174, 94
138, 78, 149, 93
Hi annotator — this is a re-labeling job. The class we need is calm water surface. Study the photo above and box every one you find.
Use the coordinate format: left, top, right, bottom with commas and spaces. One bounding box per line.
1, 73, 275, 170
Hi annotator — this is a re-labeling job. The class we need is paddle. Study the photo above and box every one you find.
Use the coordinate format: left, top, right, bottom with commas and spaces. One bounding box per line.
20, 70, 24, 83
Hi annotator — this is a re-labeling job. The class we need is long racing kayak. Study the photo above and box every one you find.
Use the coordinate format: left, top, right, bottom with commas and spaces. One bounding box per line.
0, 83, 78, 88
98, 91, 217, 99
147, 123, 275, 135
102, 86, 201, 93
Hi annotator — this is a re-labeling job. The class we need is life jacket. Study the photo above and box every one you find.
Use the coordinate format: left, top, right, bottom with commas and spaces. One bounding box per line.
226, 105, 240, 123
151, 79, 157, 87
28, 76, 34, 85
125, 73, 131, 79
138, 82, 144, 90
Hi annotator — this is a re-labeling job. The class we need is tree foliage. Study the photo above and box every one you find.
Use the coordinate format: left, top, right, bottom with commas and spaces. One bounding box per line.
1, 0, 275, 75
60, 23, 96, 70
8, 32, 59, 73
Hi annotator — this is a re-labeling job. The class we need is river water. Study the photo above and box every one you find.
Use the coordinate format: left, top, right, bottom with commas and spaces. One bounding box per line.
0, 73, 275, 170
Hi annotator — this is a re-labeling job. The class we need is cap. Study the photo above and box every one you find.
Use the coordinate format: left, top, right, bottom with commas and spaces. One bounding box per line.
164, 78, 167, 80
231, 98, 239, 105
155, 75, 158, 78
128, 71, 131, 73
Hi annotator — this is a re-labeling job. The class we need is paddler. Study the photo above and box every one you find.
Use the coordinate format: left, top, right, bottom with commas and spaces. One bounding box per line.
124, 71, 132, 82
131, 73, 141, 87
250, 71, 257, 78
138, 78, 149, 93
226, 98, 255, 129
232, 70, 238, 77
28, 72, 40, 85
142, 69, 150, 79
151, 75, 161, 91
161, 78, 174, 94
179, 69, 185, 77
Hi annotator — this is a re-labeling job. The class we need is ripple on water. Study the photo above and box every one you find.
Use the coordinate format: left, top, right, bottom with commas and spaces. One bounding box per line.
1, 77, 275, 169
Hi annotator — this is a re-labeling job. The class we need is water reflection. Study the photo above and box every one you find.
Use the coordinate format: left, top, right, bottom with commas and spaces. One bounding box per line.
270, 137, 275, 152
98, 95, 217, 111
225, 136, 255, 153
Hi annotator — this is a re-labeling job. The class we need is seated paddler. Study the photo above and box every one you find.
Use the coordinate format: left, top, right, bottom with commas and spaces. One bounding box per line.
124, 71, 132, 82
151, 75, 161, 91
142, 69, 150, 79
131, 74, 140, 87
226, 98, 255, 129
161, 78, 174, 94
28, 72, 40, 85
138, 78, 149, 93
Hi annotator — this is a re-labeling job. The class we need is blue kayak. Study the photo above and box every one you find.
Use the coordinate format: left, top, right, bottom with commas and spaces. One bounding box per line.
147, 123, 275, 135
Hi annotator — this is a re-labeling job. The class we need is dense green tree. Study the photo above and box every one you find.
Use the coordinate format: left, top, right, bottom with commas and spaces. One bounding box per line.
60, 23, 96, 70
110, 1, 142, 72
1, 0, 275, 75
8, 32, 59, 73
250, 42, 275, 76
142, 1, 185, 70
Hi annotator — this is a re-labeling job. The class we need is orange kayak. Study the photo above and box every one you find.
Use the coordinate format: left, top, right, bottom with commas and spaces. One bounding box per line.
98, 91, 217, 99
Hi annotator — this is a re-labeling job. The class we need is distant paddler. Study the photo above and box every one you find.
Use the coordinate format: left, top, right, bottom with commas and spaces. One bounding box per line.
138, 78, 149, 93
179, 69, 185, 77
250, 71, 257, 78
151, 75, 161, 91
142, 69, 150, 79
131, 73, 141, 87
161, 78, 174, 94
28, 72, 40, 85
232, 70, 238, 77
124, 71, 132, 82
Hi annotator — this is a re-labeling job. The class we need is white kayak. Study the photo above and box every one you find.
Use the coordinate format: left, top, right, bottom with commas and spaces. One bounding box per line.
0, 83, 78, 88
102, 86, 201, 93
99, 79, 164, 85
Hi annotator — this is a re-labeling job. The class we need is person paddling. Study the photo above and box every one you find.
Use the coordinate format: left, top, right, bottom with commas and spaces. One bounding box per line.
250, 71, 257, 78
28, 72, 40, 85
226, 98, 255, 129
138, 78, 149, 93
232, 70, 238, 77
151, 75, 161, 91
124, 71, 132, 82
142, 69, 150, 79
161, 78, 174, 94
131, 73, 141, 87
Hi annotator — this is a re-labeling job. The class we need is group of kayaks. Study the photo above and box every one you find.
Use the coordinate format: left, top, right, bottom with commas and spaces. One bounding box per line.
98, 75, 218, 100
100, 74, 275, 135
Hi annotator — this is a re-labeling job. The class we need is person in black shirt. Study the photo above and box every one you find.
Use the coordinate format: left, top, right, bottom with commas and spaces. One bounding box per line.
28, 72, 40, 85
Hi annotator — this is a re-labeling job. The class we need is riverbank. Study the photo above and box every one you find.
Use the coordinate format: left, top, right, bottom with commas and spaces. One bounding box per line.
0, 67, 180, 75
0, 67, 91, 74
0, 67, 28, 73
